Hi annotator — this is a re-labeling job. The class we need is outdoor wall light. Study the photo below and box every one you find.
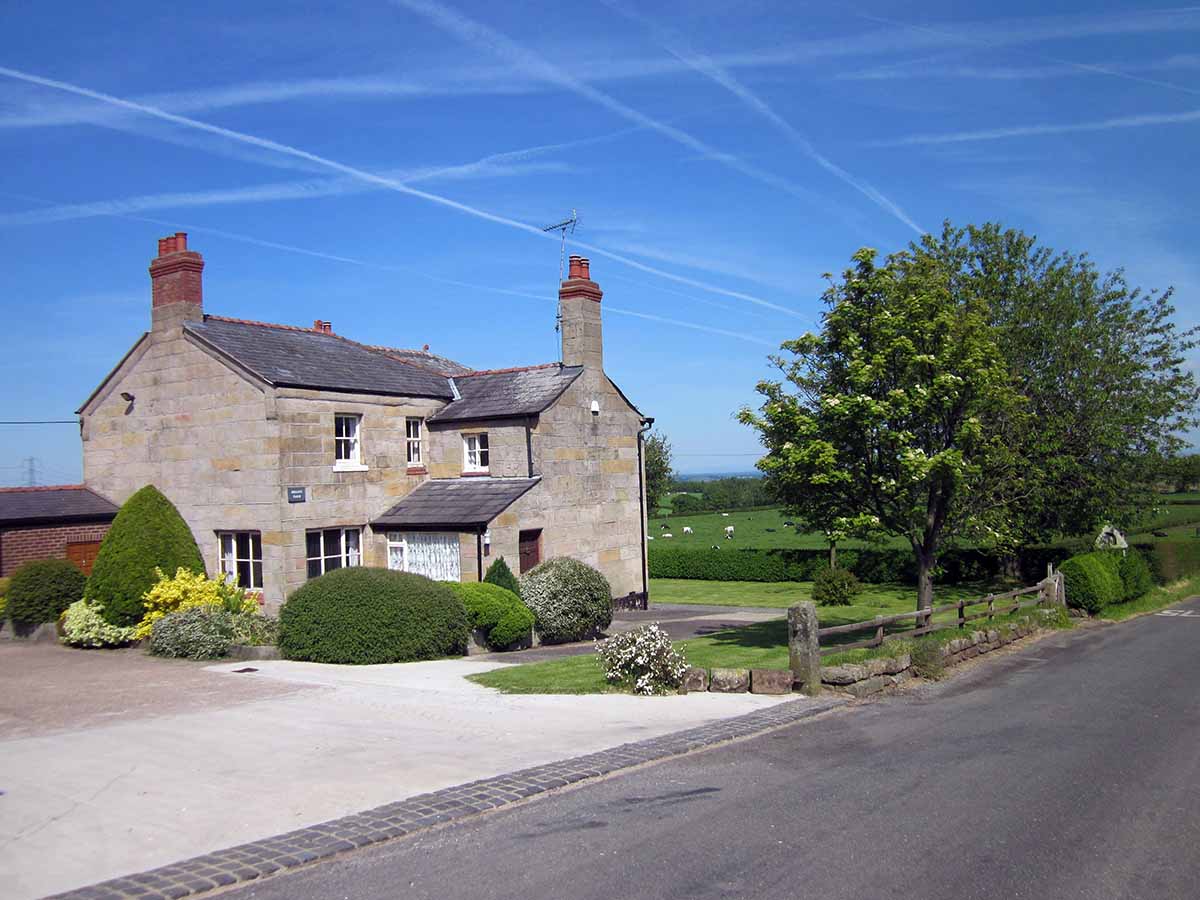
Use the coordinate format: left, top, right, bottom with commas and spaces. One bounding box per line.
590, 400, 600, 417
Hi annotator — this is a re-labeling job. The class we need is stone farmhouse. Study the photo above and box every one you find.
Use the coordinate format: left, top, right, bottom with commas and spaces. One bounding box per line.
73, 234, 652, 610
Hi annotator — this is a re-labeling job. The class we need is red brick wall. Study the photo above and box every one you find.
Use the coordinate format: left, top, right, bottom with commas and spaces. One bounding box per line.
0, 522, 111, 577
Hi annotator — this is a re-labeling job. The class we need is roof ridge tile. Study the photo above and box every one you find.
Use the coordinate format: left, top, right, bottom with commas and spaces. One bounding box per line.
460, 362, 563, 377
0, 484, 86, 493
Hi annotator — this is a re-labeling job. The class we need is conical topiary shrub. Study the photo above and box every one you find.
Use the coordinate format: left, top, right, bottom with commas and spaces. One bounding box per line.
84, 485, 205, 626
483, 556, 521, 599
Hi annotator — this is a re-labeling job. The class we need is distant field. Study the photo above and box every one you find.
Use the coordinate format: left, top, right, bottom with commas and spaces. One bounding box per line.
649, 507, 908, 550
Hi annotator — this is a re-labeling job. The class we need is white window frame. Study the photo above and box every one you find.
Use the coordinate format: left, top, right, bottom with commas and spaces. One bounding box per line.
463, 432, 490, 473
217, 531, 263, 590
406, 417, 424, 467
387, 531, 461, 581
306, 527, 362, 578
334, 414, 366, 471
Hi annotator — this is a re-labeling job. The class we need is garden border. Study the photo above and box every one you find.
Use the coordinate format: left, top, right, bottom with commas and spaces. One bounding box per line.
47, 694, 847, 900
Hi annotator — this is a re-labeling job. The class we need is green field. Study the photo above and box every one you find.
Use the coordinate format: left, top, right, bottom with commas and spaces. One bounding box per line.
649, 508, 907, 551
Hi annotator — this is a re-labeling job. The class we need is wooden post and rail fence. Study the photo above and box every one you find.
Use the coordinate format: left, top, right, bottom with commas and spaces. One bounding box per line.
788, 567, 1066, 696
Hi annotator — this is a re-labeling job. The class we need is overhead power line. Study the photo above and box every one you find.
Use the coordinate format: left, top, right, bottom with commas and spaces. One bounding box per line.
0, 419, 76, 424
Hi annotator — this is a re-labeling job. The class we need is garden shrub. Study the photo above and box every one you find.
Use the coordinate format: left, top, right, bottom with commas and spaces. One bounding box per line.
85, 485, 204, 627
7, 559, 87, 630
483, 556, 522, 598
0, 576, 10, 622
812, 567, 862, 606
447, 582, 534, 650
597, 623, 688, 695
1118, 550, 1154, 602
1060, 551, 1124, 614
136, 567, 256, 639
231, 612, 278, 646
60, 599, 137, 648
148, 607, 234, 660
520, 557, 613, 644
279, 567, 468, 664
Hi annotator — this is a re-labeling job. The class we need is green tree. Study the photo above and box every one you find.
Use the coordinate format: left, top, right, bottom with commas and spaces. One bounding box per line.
84, 485, 205, 626
928, 223, 1199, 534
739, 244, 1027, 616
1169, 454, 1200, 493
483, 556, 522, 598
644, 431, 674, 515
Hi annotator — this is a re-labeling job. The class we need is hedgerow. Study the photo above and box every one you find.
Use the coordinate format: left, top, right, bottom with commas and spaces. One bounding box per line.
279, 567, 468, 664
1060, 551, 1124, 614
1118, 550, 1154, 601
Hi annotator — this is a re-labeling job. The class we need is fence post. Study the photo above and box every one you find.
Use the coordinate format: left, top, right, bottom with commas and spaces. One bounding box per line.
788, 602, 821, 696
987, 593, 994, 624
958, 598, 965, 630
874, 615, 884, 648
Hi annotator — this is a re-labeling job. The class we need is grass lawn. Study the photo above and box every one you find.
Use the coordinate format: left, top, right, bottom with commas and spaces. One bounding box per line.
469, 580, 998, 695
648, 507, 909, 551
1100, 576, 1200, 621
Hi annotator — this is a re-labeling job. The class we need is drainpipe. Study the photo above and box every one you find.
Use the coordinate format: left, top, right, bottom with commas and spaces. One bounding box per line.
476, 529, 484, 581
636, 416, 655, 605
525, 416, 535, 478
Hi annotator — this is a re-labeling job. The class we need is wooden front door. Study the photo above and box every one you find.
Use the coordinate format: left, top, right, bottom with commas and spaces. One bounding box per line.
66, 541, 102, 575
518, 529, 542, 574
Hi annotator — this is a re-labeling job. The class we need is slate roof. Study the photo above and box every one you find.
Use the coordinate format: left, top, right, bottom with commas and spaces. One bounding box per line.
184, 317, 455, 399
430, 364, 583, 424
368, 346, 473, 377
372, 477, 541, 529
0, 486, 119, 527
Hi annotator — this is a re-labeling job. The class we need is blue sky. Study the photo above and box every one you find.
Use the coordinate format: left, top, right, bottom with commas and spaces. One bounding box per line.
1, 1, 1198, 484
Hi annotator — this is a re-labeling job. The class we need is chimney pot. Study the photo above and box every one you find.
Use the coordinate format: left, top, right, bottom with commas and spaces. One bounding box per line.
567, 255, 585, 279
149, 233, 204, 328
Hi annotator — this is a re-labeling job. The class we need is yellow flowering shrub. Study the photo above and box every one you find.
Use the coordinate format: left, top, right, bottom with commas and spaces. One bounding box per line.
135, 567, 256, 639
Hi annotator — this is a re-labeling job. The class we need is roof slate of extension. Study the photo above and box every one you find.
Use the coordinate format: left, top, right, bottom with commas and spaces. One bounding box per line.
368, 346, 473, 377
0, 485, 119, 527
430, 364, 583, 423
372, 477, 541, 529
184, 317, 455, 399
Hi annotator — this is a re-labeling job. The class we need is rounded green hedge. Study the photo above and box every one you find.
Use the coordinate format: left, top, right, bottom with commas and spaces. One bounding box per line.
448, 581, 534, 650
812, 566, 862, 606
1060, 551, 1123, 614
148, 607, 234, 660
1118, 550, 1153, 602
483, 556, 522, 599
7, 559, 86, 630
84, 485, 205, 626
279, 567, 469, 664
520, 557, 612, 644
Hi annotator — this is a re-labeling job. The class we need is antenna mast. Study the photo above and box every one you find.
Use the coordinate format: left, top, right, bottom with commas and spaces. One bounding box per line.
542, 209, 577, 337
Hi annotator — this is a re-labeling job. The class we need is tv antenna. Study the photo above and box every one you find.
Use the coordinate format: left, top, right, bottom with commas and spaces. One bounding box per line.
543, 210, 578, 339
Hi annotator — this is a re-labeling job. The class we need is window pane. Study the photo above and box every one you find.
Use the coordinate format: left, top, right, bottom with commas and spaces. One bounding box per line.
237, 560, 251, 588
250, 533, 262, 561
325, 554, 342, 571
307, 559, 322, 579
335, 416, 346, 438
345, 416, 358, 438
252, 562, 263, 589
345, 529, 361, 566
236, 532, 250, 559
323, 529, 340, 553
306, 531, 322, 559
478, 433, 489, 451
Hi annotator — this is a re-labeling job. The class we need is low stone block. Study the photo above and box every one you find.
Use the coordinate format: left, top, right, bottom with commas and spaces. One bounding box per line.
821, 664, 869, 685
709, 668, 750, 693
843, 675, 889, 698
864, 657, 892, 678
750, 669, 792, 695
963, 646, 980, 659
228, 644, 280, 661
986, 629, 1000, 644
882, 654, 911, 675
889, 670, 915, 686
680, 667, 709, 694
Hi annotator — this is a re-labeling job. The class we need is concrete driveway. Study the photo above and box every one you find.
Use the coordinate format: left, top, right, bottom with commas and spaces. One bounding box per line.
0, 642, 789, 899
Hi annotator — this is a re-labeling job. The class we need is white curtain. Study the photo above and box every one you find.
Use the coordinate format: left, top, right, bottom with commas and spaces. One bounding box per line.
403, 533, 461, 582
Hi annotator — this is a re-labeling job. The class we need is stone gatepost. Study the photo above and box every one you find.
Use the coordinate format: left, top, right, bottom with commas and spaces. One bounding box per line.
788, 601, 821, 696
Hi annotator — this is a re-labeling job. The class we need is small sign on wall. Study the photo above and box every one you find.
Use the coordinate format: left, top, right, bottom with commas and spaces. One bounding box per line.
287, 487, 306, 504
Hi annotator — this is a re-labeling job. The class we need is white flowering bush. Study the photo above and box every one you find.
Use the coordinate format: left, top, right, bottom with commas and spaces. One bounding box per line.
60, 600, 137, 648
597, 624, 688, 695
520, 557, 612, 644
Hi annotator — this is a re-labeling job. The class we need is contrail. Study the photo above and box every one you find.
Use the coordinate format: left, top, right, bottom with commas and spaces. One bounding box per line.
601, 0, 924, 235
387, 0, 835, 210
0, 64, 802, 318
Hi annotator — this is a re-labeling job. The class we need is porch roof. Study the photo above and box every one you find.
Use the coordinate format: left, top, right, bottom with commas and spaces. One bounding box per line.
371, 477, 541, 530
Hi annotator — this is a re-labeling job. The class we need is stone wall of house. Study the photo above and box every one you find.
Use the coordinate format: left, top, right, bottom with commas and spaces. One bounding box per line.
276, 390, 443, 598
426, 420, 532, 479
0, 522, 112, 577
81, 327, 285, 599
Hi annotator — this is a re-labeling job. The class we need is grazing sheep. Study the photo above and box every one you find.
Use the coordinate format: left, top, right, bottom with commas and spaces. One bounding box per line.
710, 545, 721, 550
662, 533, 674, 538
721, 513, 730, 517
682, 526, 694, 535
765, 528, 776, 533
660, 523, 670, 530
724, 525, 735, 538
783, 521, 795, 527
647, 535, 654, 541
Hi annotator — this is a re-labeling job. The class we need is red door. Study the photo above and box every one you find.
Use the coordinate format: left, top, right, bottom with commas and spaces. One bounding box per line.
518, 529, 542, 574
66, 541, 102, 575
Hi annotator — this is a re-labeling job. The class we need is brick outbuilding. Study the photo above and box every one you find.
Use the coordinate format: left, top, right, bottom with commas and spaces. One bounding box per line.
0, 486, 118, 576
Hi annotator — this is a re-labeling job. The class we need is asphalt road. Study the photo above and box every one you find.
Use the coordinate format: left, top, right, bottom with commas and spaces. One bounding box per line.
225, 597, 1200, 900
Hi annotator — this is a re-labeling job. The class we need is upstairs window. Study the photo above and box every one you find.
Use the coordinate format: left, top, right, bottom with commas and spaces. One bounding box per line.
218, 531, 263, 590
463, 432, 489, 473
406, 417, 424, 467
306, 527, 361, 579
334, 414, 362, 467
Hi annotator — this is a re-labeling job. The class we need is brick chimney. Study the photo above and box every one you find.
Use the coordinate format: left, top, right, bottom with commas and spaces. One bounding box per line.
312, 320, 333, 334
149, 232, 204, 331
559, 255, 603, 369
